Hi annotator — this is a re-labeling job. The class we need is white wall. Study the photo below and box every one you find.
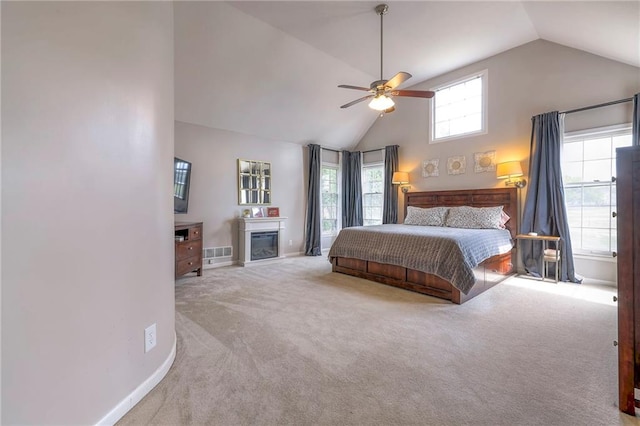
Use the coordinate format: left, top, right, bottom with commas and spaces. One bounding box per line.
174, 1, 376, 149
356, 40, 640, 282
175, 121, 307, 260
1, 2, 175, 424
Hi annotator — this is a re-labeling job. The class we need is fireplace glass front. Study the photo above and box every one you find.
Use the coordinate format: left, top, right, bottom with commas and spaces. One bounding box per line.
251, 231, 278, 261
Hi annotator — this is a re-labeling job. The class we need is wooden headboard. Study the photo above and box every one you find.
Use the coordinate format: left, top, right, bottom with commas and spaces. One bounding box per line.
404, 188, 518, 239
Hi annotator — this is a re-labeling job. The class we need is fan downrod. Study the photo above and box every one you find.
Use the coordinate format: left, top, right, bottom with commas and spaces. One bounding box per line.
375, 4, 389, 81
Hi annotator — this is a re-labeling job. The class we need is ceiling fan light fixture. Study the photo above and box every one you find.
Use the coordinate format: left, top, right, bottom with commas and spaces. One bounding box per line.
369, 94, 394, 111
338, 4, 432, 112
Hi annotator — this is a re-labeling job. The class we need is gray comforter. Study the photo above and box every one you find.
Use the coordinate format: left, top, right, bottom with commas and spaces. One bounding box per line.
328, 224, 514, 294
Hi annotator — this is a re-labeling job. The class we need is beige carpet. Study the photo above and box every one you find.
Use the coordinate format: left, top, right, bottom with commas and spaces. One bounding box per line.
118, 256, 639, 425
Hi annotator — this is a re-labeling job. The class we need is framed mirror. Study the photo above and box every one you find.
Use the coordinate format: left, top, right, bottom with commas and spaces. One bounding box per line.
238, 159, 271, 205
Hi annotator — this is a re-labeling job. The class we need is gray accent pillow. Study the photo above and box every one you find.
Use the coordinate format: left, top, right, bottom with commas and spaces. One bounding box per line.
404, 206, 448, 226
445, 205, 504, 229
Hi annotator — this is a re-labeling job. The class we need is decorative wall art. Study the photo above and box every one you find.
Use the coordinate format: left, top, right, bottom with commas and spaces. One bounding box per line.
251, 207, 265, 218
422, 159, 439, 177
474, 150, 496, 173
267, 207, 280, 217
447, 156, 466, 175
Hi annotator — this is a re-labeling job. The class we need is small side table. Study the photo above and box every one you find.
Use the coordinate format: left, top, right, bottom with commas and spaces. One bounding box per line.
515, 234, 561, 282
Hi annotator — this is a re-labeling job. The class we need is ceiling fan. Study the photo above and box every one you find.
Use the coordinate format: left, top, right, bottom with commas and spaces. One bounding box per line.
338, 4, 434, 114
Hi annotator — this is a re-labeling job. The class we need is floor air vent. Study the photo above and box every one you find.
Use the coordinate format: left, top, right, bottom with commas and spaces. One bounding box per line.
203, 246, 233, 266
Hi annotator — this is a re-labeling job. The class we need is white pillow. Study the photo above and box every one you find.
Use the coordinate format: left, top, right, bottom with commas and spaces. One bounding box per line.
404, 206, 448, 226
445, 206, 504, 229
499, 210, 511, 229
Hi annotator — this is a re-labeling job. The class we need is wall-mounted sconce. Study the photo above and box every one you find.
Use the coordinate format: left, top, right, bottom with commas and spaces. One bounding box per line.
392, 171, 410, 193
496, 161, 526, 188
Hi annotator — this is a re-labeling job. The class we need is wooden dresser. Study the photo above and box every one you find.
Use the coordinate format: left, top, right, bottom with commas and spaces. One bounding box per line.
616, 145, 640, 415
174, 222, 203, 278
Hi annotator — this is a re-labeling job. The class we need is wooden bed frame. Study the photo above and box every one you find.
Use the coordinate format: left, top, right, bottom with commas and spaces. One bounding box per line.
330, 187, 518, 304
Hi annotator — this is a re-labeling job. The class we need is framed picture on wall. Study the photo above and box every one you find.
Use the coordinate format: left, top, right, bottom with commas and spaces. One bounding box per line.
474, 150, 496, 173
422, 159, 439, 177
447, 156, 466, 175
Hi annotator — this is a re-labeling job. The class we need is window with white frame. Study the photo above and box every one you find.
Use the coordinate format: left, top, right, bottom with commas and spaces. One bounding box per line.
321, 165, 339, 235
562, 124, 632, 255
362, 163, 384, 226
430, 70, 487, 143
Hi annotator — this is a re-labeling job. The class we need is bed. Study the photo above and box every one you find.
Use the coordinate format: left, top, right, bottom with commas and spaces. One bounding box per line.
328, 188, 518, 304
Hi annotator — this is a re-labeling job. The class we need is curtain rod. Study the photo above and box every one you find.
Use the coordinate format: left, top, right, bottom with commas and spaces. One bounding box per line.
317, 146, 384, 154
559, 97, 633, 115
319, 146, 339, 153
363, 148, 384, 154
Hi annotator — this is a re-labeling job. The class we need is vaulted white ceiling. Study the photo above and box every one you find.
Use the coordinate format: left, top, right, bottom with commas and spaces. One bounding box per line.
175, 1, 640, 150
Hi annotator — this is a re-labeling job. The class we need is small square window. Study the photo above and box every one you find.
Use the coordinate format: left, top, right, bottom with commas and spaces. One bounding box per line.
430, 70, 488, 143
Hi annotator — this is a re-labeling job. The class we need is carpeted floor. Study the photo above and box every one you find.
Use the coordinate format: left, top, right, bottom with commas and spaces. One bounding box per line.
118, 256, 640, 425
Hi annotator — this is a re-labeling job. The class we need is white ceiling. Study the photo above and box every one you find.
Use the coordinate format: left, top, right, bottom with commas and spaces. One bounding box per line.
175, 1, 640, 150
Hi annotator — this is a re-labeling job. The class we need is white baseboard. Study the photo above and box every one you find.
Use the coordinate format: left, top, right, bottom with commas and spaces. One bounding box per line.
284, 251, 305, 257
96, 331, 177, 425
202, 259, 235, 269
239, 255, 287, 267
203, 253, 309, 269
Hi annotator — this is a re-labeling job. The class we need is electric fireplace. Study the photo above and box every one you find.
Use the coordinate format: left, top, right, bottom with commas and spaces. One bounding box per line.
251, 231, 279, 261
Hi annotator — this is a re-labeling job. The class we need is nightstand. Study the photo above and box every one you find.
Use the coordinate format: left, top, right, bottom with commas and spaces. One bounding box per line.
515, 234, 561, 282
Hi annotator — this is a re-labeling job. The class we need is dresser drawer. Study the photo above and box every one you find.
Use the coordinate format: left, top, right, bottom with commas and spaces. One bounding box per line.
175, 222, 203, 278
176, 256, 201, 277
176, 239, 202, 261
188, 226, 202, 241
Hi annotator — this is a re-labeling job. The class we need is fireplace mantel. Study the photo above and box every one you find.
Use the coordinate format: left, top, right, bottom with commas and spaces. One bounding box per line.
238, 217, 287, 266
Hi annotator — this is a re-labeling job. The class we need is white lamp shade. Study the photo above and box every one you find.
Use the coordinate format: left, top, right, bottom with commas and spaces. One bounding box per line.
369, 95, 395, 111
496, 161, 523, 179
392, 171, 409, 185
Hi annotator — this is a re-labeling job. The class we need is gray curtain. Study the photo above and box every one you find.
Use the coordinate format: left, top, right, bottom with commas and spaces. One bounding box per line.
382, 145, 399, 224
633, 93, 640, 146
304, 144, 322, 256
521, 111, 581, 283
341, 150, 363, 228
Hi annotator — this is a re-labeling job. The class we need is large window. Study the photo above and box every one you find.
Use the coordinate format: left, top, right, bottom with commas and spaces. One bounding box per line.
430, 70, 487, 143
362, 163, 384, 226
562, 124, 632, 255
321, 165, 339, 235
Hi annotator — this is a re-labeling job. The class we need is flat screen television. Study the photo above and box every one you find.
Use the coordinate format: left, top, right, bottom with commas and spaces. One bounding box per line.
174, 157, 192, 214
